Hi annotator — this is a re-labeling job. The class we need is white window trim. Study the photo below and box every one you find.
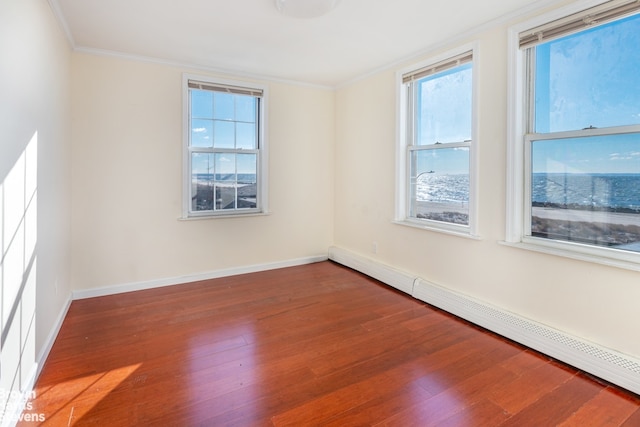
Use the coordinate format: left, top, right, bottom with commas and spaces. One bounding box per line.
180, 73, 269, 220
395, 42, 480, 239
505, 0, 640, 271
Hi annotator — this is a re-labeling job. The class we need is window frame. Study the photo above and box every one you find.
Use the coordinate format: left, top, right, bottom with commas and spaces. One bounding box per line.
181, 73, 269, 219
395, 44, 479, 238
506, 0, 640, 270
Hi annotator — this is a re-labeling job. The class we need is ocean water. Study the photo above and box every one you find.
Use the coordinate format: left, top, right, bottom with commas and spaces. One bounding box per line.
532, 173, 640, 211
416, 173, 640, 212
416, 174, 469, 204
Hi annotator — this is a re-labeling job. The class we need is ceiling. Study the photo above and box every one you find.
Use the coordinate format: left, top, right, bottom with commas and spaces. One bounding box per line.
53, 0, 554, 87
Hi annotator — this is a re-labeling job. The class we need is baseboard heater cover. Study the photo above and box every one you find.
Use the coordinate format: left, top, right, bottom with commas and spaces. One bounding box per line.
413, 278, 640, 395
328, 246, 640, 396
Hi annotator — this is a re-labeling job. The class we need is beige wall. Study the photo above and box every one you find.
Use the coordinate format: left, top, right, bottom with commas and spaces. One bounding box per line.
334, 23, 640, 358
70, 54, 334, 290
0, 0, 72, 399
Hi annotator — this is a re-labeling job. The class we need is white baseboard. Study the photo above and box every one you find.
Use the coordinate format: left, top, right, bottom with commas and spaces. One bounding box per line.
328, 247, 415, 295
328, 245, 640, 395
72, 255, 328, 300
35, 296, 72, 378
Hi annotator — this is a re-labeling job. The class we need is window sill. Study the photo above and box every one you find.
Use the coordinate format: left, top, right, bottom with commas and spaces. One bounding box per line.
393, 219, 481, 240
179, 211, 271, 221
499, 239, 640, 272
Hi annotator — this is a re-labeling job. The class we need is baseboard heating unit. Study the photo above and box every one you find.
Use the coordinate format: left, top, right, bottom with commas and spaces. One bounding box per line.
328, 246, 640, 396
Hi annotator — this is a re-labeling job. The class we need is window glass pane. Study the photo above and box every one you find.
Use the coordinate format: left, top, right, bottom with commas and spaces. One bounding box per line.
237, 153, 257, 181
236, 123, 256, 149
213, 120, 235, 149
191, 153, 214, 211
410, 147, 469, 225
416, 63, 472, 145
531, 134, 640, 251
214, 92, 235, 121
236, 96, 256, 123
191, 119, 213, 148
214, 153, 235, 181
237, 153, 257, 209
534, 13, 640, 133
215, 153, 236, 210
191, 90, 213, 119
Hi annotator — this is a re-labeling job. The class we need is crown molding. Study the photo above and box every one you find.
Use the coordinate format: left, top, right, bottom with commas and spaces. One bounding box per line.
46, 0, 75, 48
73, 46, 335, 91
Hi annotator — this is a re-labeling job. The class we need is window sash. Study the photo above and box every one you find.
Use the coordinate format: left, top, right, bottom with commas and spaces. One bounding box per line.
188, 149, 261, 215
525, 124, 640, 142
408, 141, 471, 152
405, 69, 473, 148
406, 144, 471, 227
188, 89, 261, 150
523, 126, 640, 250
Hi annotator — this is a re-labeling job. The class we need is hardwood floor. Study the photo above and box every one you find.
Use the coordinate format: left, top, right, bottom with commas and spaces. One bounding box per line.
22, 261, 640, 426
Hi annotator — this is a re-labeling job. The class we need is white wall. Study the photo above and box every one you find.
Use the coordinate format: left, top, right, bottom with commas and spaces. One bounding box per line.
0, 0, 72, 413
334, 22, 640, 359
70, 54, 334, 291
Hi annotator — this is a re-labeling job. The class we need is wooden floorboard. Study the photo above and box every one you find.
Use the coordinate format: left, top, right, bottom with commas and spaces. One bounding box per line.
21, 261, 640, 426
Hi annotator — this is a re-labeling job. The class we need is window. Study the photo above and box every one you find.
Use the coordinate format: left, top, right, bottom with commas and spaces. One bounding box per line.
396, 46, 477, 236
182, 75, 267, 218
508, 1, 640, 266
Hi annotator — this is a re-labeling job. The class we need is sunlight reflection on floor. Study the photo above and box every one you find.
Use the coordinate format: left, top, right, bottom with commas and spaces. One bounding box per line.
24, 363, 141, 426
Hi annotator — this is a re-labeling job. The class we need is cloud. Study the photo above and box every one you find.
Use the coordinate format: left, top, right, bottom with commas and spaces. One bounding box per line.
192, 127, 207, 133
610, 151, 639, 161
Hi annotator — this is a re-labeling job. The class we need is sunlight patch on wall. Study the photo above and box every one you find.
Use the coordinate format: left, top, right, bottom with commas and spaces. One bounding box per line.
1, 131, 38, 425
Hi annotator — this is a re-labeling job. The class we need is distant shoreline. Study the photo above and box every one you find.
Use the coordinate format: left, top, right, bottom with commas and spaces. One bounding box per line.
532, 206, 640, 227
532, 201, 640, 215
414, 201, 469, 225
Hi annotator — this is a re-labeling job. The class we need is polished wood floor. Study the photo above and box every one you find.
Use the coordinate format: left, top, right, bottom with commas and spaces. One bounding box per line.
23, 261, 640, 426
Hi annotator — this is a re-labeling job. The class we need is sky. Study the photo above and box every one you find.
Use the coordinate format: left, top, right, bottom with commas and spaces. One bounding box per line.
413, 148, 469, 177
533, 12, 640, 174
532, 134, 640, 174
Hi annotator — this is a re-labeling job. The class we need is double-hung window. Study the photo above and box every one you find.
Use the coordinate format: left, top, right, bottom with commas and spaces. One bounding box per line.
182, 75, 267, 218
396, 46, 477, 236
508, 1, 640, 266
